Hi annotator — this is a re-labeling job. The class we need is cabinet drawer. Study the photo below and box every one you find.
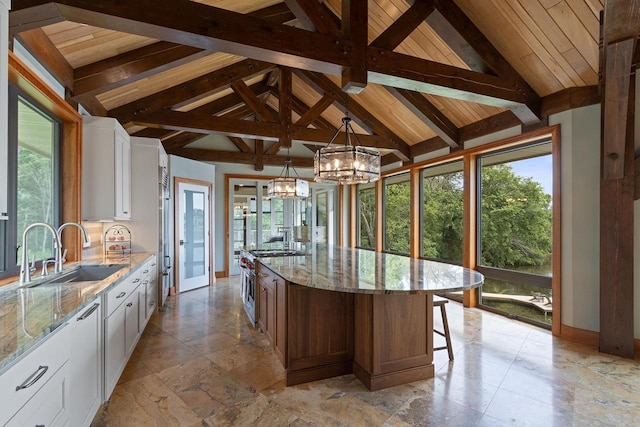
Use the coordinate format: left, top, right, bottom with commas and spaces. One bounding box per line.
5, 361, 69, 427
0, 324, 70, 425
105, 272, 142, 317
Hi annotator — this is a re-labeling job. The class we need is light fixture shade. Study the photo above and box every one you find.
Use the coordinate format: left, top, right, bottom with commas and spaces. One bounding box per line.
314, 145, 381, 184
267, 177, 309, 199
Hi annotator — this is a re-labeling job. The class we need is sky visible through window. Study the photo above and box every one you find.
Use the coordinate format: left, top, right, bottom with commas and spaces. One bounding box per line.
509, 155, 552, 196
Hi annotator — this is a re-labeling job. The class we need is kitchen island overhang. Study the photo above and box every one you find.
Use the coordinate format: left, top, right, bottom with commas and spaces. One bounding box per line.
255, 245, 484, 391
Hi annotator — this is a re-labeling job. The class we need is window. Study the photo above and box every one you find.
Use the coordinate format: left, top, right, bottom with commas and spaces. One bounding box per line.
1, 86, 61, 279
420, 161, 464, 263
383, 173, 410, 255
357, 183, 376, 249
477, 141, 553, 326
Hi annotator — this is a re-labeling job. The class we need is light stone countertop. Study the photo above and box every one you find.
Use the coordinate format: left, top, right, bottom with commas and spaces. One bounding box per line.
258, 245, 484, 294
0, 253, 154, 374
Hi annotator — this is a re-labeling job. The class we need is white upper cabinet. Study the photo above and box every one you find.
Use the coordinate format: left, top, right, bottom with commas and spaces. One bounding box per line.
82, 116, 131, 221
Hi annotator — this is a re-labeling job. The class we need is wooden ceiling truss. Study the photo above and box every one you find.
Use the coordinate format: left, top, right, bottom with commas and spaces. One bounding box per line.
9, 0, 611, 171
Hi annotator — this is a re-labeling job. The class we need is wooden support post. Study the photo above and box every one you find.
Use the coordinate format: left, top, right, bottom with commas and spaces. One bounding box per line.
599, 73, 635, 358
410, 169, 421, 258
255, 139, 264, 171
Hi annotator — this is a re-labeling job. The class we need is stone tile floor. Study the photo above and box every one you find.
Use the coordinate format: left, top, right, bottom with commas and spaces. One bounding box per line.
92, 277, 640, 426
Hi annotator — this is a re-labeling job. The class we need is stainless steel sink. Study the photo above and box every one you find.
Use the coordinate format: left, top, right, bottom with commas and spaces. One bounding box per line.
23, 265, 126, 287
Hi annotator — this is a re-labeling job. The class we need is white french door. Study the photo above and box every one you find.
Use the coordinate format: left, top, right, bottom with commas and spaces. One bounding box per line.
176, 179, 211, 292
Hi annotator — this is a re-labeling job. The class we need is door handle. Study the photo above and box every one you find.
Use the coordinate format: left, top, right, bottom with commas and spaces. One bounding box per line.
179, 240, 187, 246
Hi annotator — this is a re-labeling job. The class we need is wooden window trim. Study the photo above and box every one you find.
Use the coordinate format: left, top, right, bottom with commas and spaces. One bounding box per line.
8, 51, 83, 264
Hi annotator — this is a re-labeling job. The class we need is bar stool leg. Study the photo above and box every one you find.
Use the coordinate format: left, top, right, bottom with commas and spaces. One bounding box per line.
433, 300, 454, 361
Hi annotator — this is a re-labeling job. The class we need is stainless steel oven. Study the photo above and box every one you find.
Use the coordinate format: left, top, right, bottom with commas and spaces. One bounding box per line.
240, 254, 256, 325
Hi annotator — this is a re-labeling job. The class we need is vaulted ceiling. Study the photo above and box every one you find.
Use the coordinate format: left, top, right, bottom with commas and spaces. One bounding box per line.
8, 0, 617, 171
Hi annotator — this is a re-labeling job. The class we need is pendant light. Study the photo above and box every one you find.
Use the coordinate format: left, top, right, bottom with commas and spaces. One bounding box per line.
314, 96, 381, 185
267, 150, 309, 199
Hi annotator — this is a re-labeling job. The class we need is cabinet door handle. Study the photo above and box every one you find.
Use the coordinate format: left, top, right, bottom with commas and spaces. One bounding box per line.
16, 365, 48, 391
133, 278, 140, 283
126, 302, 133, 308
143, 270, 149, 274
77, 303, 100, 320
116, 291, 126, 299
142, 280, 149, 285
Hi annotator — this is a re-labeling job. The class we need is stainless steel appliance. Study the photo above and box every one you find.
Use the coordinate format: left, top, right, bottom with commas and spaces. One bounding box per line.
240, 253, 256, 325
240, 248, 307, 326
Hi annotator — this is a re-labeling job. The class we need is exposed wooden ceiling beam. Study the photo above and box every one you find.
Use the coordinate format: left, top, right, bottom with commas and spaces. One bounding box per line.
295, 93, 335, 128
386, 87, 459, 148
341, 0, 368, 93
366, 48, 540, 124
409, 137, 450, 158
228, 136, 252, 153
279, 67, 293, 148
164, 146, 314, 168
601, 0, 640, 179
296, 70, 411, 161
371, 0, 435, 51
108, 59, 274, 125
162, 131, 205, 151
73, 43, 208, 99
15, 28, 74, 90
231, 79, 278, 122
10, 0, 539, 122
265, 142, 281, 155
135, 109, 394, 148
283, 0, 340, 35
9, 0, 349, 75
71, 4, 295, 99
255, 140, 264, 171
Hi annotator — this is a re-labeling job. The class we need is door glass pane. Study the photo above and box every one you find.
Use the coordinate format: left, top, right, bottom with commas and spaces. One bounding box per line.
16, 97, 59, 265
383, 173, 410, 254
316, 192, 327, 243
421, 161, 463, 263
357, 183, 376, 249
183, 189, 205, 279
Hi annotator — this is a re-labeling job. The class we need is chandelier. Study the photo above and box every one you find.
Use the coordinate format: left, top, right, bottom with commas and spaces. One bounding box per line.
314, 100, 381, 185
267, 154, 309, 199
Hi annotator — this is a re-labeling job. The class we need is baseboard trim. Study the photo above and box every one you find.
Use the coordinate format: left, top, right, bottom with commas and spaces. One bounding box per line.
215, 271, 226, 279
559, 324, 640, 358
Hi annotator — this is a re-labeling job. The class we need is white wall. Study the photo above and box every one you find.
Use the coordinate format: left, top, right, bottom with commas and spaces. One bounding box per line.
550, 105, 601, 333
168, 155, 216, 285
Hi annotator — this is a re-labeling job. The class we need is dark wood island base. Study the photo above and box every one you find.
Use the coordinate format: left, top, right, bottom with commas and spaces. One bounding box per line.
258, 264, 436, 391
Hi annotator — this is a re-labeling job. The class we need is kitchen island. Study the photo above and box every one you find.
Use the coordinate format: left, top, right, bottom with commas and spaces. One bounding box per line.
256, 245, 483, 391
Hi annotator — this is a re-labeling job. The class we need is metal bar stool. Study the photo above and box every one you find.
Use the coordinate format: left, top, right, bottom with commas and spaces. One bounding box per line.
433, 296, 454, 361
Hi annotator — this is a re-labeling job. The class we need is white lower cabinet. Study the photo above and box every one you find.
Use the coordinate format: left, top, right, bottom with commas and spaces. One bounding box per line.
104, 291, 127, 400
69, 301, 102, 427
0, 324, 70, 426
124, 290, 140, 357
103, 265, 146, 401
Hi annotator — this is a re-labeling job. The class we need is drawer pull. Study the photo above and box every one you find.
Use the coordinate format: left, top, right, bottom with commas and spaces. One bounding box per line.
77, 303, 100, 320
142, 280, 149, 285
126, 302, 133, 307
133, 278, 141, 283
143, 270, 149, 274
116, 291, 126, 299
16, 365, 48, 391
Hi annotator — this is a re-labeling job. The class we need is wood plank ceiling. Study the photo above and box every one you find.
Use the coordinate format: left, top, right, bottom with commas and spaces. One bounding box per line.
8, 0, 607, 170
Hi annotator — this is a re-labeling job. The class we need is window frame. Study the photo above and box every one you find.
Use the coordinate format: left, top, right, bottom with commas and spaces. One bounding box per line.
0, 52, 82, 284
418, 159, 465, 265
1, 84, 63, 278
